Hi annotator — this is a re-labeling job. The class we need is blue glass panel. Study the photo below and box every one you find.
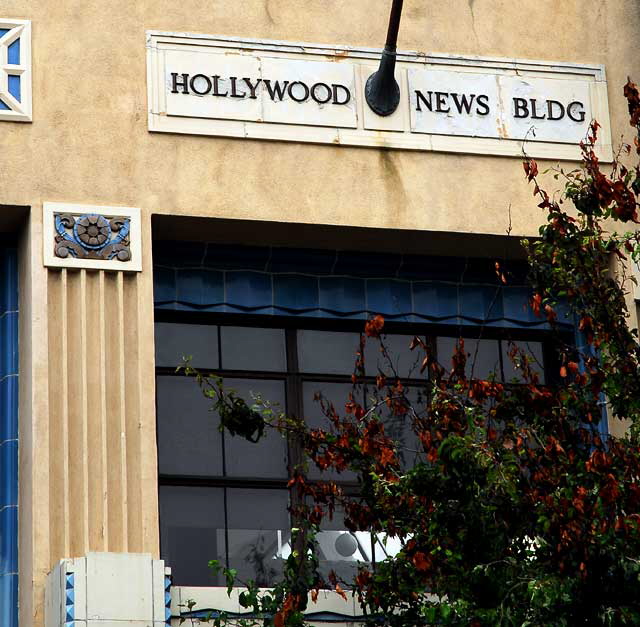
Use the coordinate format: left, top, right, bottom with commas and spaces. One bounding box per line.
366, 279, 412, 318
0, 575, 18, 626
273, 275, 319, 312
0, 506, 17, 574
7, 76, 20, 102
0, 376, 18, 443
3, 250, 17, 313
412, 282, 459, 322
267, 248, 335, 274
0, 441, 18, 509
319, 277, 366, 316
0, 313, 18, 380
7, 39, 19, 65
458, 285, 504, 322
0, 30, 8, 38
0, 99, 9, 111
334, 251, 401, 277
175, 270, 223, 307
399, 255, 465, 281
154, 241, 206, 268
153, 267, 177, 304
204, 244, 269, 271
502, 286, 537, 324
225, 271, 272, 310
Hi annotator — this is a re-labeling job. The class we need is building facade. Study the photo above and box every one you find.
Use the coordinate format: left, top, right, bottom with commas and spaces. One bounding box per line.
1, 2, 640, 625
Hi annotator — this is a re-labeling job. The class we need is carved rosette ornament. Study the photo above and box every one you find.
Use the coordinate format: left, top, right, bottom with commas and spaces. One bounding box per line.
54, 213, 131, 262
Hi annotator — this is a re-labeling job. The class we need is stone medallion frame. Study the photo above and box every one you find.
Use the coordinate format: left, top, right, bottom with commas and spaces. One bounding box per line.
43, 203, 142, 272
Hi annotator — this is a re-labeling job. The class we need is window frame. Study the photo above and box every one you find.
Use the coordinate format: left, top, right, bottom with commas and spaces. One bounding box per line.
154, 309, 566, 585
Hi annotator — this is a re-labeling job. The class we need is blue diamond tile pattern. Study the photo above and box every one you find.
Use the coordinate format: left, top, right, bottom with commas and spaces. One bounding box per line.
165, 574, 172, 625
64, 572, 74, 625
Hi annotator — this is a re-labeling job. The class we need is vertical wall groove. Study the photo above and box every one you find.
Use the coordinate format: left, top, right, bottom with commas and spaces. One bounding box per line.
60, 269, 70, 557
116, 272, 129, 553
98, 272, 109, 550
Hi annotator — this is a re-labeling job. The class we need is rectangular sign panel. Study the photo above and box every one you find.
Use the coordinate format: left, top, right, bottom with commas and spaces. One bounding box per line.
147, 32, 612, 160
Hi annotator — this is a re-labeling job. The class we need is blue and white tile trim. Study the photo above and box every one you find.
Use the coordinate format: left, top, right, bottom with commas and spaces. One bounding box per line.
64, 573, 75, 627
0, 19, 31, 121
0, 246, 18, 627
154, 241, 573, 331
165, 573, 172, 626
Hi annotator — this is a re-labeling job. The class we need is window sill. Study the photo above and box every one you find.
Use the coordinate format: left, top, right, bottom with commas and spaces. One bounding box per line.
172, 585, 365, 623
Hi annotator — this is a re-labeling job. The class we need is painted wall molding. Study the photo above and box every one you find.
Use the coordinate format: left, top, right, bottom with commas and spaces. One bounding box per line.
0, 19, 31, 122
43, 203, 142, 272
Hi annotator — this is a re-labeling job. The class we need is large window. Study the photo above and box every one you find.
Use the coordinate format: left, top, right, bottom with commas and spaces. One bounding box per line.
155, 316, 550, 587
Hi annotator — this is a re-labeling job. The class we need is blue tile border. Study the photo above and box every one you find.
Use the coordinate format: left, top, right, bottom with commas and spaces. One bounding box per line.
0, 574, 18, 627
153, 242, 570, 331
0, 247, 18, 627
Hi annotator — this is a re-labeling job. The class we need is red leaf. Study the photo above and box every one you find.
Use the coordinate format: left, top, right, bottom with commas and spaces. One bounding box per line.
365, 315, 385, 338
412, 552, 432, 572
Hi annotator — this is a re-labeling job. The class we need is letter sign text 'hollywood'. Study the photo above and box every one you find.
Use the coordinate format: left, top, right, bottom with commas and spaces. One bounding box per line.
164, 53, 359, 129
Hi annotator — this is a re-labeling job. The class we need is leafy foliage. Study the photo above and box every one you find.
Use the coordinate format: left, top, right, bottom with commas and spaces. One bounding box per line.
184, 82, 640, 626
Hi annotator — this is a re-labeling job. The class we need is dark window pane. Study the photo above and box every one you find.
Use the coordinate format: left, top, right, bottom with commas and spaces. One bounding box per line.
437, 337, 502, 380
298, 330, 360, 374
155, 322, 218, 370
223, 379, 288, 479
157, 376, 223, 477
364, 334, 423, 378
367, 386, 427, 470
302, 382, 358, 481
502, 341, 545, 384
159, 486, 226, 586
220, 326, 286, 372
226, 488, 290, 587
155, 322, 219, 369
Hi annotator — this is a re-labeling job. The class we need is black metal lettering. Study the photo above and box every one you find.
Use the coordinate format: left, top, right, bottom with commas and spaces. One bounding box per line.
288, 81, 310, 103
189, 74, 212, 96
451, 92, 476, 115
310, 82, 332, 104
435, 92, 450, 113
230, 77, 247, 99
211, 75, 228, 97
476, 94, 490, 116
332, 84, 351, 105
530, 99, 546, 120
567, 101, 586, 123
263, 79, 289, 101
243, 78, 262, 99
171, 73, 189, 95
415, 90, 433, 112
546, 100, 565, 121
513, 98, 530, 118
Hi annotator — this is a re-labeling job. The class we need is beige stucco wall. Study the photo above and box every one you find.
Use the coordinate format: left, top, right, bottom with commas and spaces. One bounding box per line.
1, 0, 640, 234
2, 2, 640, 625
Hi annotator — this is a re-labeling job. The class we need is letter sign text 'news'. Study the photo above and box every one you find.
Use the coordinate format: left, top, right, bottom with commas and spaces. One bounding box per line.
147, 32, 613, 161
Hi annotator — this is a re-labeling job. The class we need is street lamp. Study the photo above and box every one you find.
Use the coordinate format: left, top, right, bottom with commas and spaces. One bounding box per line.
365, 0, 405, 117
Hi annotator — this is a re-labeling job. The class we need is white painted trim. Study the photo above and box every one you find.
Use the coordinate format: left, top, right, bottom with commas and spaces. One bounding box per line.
0, 18, 31, 122
146, 31, 612, 161
173, 586, 361, 620
43, 202, 143, 272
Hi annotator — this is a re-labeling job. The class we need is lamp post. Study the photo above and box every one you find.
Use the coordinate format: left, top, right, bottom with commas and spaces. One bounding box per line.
365, 0, 404, 117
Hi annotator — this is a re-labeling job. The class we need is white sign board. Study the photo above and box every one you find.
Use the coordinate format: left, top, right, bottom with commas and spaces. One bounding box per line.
147, 32, 612, 160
